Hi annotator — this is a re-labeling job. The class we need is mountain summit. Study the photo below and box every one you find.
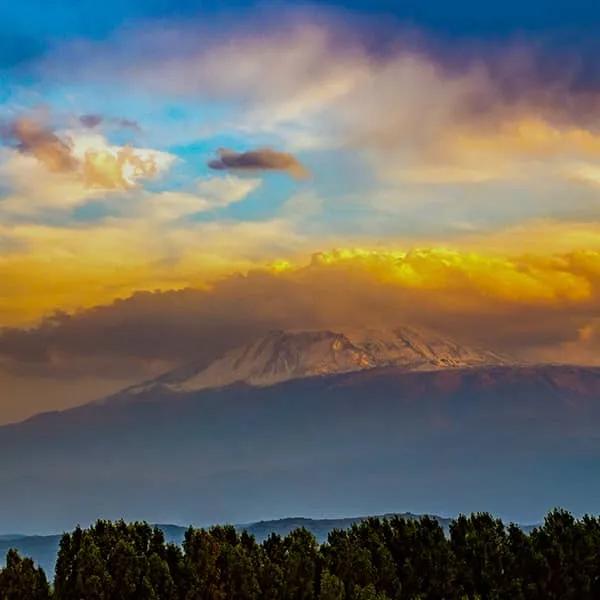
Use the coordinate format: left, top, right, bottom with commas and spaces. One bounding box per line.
129, 327, 509, 394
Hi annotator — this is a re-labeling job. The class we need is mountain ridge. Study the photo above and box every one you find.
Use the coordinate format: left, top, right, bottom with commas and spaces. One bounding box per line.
120, 326, 511, 399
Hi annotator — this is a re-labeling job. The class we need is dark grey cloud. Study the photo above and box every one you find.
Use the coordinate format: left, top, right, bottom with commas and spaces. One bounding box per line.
79, 114, 141, 131
115, 117, 141, 131
208, 148, 309, 179
80, 114, 103, 128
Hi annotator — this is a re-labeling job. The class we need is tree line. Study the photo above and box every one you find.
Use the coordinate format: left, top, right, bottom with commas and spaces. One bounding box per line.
2, 509, 600, 599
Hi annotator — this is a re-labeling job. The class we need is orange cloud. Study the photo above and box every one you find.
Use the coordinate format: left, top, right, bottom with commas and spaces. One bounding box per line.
3, 116, 169, 192
10, 118, 78, 173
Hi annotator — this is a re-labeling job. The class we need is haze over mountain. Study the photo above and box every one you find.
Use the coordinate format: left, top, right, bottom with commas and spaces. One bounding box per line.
1, 326, 599, 535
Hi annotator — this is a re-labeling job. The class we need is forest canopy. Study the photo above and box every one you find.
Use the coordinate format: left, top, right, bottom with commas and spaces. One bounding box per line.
1, 509, 600, 599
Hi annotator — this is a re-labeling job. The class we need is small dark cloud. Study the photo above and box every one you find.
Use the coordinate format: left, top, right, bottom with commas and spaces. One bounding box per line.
80, 114, 103, 128
208, 147, 309, 179
115, 118, 141, 132
80, 114, 141, 132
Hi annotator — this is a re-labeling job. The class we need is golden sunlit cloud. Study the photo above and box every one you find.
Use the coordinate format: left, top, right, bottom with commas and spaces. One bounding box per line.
0, 216, 301, 326
308, 247, 598, 306
2, 226, 600, 340
82, 146, 157, 189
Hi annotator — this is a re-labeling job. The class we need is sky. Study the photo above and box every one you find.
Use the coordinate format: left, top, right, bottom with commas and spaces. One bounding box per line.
1, 0, 600, 422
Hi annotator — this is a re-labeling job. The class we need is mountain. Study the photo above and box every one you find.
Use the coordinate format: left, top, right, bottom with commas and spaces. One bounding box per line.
0, 513, 455, 576
1, 319, 599, 535
123, 327, 509, 395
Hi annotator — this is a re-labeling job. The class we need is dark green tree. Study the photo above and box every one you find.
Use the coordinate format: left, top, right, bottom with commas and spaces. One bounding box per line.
0, 549, 51, 600
450, 513, 508, 599
351, 583, 390, 600
282, 528, 319, 600
258, 533, 286, 600
319, 569, 344, 600
183, 527, 225, 600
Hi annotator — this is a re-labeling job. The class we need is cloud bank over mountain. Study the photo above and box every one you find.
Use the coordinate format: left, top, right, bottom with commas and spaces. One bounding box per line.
1, 248, 600, 422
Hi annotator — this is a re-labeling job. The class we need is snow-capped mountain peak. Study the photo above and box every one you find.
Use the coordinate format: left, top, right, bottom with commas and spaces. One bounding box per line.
128, 327, 510, 394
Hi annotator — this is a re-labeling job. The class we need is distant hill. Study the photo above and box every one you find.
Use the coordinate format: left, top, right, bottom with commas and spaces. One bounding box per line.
240, 513, 457, 543
0, 534, 63, 579
0, 512, 455, 576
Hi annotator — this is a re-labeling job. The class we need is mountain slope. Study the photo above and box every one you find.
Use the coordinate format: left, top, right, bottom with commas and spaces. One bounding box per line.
1, 363, 599, 533
125, 327, 509, 395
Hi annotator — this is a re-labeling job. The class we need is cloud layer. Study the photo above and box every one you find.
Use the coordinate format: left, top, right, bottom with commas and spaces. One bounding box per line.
37, 17, 600, 176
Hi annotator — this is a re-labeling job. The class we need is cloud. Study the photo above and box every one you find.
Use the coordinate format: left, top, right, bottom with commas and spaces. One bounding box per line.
64, 175, 262, 223
11, 22, 600, 238
141, 176, 261, 221
533, 318, 600, 366
80, 114, 103, 129
0, 121, 176, 219
208, 147, 309, 179
0, 148, 100, 216
29, 13, 600, 196
115, 118, 141, 132
2, 116, 170, 192
80, 114, 141, 132
0, 216, 302, 326
81, 145, 159, 189
195, 175, 262, 207
38, 18, 600, 147
2, 247, 600, 368
8, 117, 79, 173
